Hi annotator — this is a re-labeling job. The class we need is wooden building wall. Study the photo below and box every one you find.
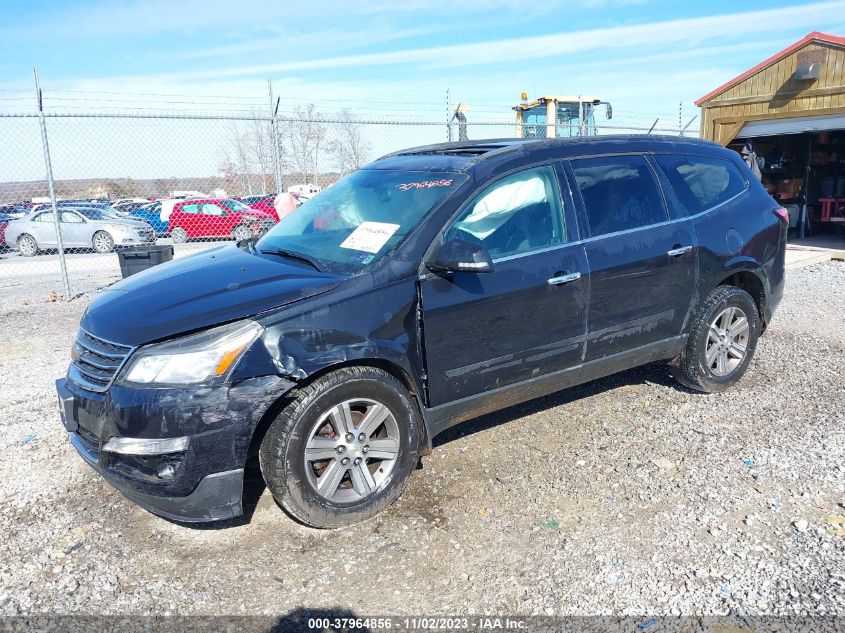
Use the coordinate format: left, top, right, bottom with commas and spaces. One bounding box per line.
700, 41, 845, 145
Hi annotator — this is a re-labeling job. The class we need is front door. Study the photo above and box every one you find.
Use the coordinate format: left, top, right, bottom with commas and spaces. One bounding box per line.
421, 164, 589, 407
59, 210, 89, 247
566, 154, 697, 362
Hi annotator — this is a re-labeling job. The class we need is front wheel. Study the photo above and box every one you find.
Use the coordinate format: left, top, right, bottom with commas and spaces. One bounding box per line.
92, 231, 115, 254
260, 366, 421, 528
671, 285, 760, 393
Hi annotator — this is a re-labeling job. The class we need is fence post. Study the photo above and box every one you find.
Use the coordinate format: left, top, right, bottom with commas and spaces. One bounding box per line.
268, 80, 283, 195
33, 68, 71, 301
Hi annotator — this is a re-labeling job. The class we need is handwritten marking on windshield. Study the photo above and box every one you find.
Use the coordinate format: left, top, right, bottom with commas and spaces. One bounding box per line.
396, 179, 454, 191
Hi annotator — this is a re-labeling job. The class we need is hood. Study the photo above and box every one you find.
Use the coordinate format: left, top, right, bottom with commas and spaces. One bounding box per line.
83, 244, 344, 345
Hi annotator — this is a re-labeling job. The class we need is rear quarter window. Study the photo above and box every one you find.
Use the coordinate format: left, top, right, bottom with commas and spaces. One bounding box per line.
655, 154, 748, 214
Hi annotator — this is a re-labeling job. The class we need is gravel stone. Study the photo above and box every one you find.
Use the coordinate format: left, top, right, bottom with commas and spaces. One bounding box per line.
0, 261, 843, 615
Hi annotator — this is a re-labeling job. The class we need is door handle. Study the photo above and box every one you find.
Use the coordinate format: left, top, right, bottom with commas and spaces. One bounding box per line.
667, 245, 693, 257
547, 272, 581, 285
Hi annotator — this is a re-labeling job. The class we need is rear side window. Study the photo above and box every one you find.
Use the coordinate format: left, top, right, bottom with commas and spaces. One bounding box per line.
571, 155, 667, 237
655, 154, 747, 214
179, 204, 200, 215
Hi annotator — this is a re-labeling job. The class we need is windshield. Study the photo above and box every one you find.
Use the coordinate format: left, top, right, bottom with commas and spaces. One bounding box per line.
221, 199, 252, 213
76, 208, 124, 221
256, 169, 465, 274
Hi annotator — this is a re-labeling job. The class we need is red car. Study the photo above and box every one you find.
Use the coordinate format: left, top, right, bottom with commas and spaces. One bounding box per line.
0, 214, 11, 249
167, 198, 276, 243
244, 194, 279, 221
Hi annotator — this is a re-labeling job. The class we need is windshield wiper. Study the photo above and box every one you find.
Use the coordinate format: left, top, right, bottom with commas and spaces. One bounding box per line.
259, 248, 322, 272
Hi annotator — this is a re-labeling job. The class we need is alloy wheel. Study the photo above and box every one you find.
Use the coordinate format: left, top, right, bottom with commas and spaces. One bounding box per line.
706, 306, 749, 376
18, 235, 37, 256
93, 231, 114, 253
304, 398, 401, 503
171, 227, 187, 243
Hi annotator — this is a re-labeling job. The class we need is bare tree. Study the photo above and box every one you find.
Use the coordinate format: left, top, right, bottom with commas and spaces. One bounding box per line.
217, 158, 240, 195
282, 104, 326, 186
329, 109, 371, 176
226, 121, 253, 195
249, 115, 274, 194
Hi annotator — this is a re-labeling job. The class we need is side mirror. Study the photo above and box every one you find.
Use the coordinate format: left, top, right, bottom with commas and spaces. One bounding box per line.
428, 237, 494, 274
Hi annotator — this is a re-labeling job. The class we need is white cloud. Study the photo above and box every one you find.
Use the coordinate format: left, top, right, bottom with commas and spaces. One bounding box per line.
70, 1, 844, 83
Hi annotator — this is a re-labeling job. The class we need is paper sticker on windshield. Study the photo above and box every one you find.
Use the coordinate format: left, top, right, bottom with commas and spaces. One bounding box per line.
340, 222, 401, 254
396, 179, 453, 191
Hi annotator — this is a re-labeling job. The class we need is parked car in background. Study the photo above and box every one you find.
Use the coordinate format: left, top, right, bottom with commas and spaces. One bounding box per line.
287, 183, 321, 196
242, 194, 280, 221
167, 198, 275, 243
0, 204, 30, 219
6, 207, 155, 256
0, 213, 13, 249
110, 200, 149, 216
111, 198, 149, 207
129, 201, 169, 236
31, 201, 115, 214
238, 194, 271, 206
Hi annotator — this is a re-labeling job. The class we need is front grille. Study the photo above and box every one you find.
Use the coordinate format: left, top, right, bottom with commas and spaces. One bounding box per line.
69, 329, 133, 392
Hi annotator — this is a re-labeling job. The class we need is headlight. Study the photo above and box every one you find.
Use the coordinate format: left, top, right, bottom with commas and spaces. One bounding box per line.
119, 320, 263, 386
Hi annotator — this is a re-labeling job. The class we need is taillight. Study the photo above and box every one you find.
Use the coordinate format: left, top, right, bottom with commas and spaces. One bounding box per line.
773, 207, 789, 224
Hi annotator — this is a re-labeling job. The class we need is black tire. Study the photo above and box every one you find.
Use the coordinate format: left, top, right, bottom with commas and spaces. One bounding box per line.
259, 366, 421, 528
671, 285, 760, 393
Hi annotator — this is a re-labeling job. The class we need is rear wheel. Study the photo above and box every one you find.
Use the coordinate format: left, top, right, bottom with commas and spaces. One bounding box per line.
672, 285, 760, 393
171, 226, 188, 244
260, 366, 421, 528
232, 225, 251, 241
17, 234, 38, 257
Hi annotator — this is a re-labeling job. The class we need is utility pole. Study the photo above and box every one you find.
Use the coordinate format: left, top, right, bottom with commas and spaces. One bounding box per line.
34, 67, 71, 300
268, 80, 283, 195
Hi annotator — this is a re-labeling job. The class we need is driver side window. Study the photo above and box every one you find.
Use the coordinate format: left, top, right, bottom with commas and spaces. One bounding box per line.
445, 165, 565, 260
61, 211, 84, 223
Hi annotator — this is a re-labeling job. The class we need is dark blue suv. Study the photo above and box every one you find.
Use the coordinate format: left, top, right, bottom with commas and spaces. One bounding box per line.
56, 136, 786, 528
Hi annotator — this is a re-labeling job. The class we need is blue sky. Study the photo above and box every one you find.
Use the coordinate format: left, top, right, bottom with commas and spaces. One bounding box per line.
0, 0, 843, 183
2, 0, 844, 121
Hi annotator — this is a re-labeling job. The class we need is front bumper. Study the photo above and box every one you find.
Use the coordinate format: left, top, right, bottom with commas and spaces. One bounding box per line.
71, 428, 244, 522
56, 373, 291, 523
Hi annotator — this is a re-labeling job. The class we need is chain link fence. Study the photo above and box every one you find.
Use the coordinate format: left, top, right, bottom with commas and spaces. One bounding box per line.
0, 108, 698, 303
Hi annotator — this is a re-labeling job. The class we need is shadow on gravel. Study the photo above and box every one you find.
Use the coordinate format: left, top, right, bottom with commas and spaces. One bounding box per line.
162, 362, 698, 531
433, 360, 700, 449
159, 463, 267, 531
270, 607, 369, 632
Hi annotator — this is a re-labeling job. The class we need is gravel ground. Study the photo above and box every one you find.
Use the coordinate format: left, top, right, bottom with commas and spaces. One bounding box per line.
0, 262, 843, 617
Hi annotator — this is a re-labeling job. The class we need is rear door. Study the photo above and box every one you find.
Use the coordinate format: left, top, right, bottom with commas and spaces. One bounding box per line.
29, 212, 57, 247
200, 202, 230, 237
421, 164, 589, 407
174, 202, 202, 237
566, 154, 697, 362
